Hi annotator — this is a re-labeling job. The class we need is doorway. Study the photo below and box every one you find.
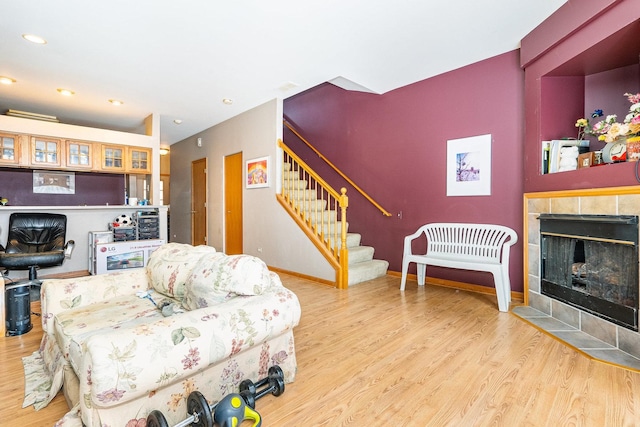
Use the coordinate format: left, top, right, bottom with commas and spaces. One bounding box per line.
225, 152, 243, 254
191, 158, 207, 245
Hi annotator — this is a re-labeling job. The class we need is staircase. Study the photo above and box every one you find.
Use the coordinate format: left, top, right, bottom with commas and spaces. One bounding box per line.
344, 232, 389, 286
281, 160, 389, 286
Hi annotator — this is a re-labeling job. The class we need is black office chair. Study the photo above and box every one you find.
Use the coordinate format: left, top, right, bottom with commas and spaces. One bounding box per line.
0, 213, 75, 282
1, 213, 75, 336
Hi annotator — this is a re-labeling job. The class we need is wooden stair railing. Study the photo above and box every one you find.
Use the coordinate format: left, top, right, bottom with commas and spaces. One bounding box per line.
277, 139, 349, 289
284, 119, 392, 217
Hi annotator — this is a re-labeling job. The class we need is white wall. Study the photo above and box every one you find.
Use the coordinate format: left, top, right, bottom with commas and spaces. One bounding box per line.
170, 99, 334, 282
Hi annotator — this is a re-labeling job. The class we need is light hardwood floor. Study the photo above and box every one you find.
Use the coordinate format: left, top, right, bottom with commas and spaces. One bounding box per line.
3, 274, 640, 426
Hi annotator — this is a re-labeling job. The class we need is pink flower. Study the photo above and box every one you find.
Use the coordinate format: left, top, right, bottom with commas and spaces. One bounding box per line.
181, 347, 201, 369
625, 92, 640, 104
96, 388, 125, 403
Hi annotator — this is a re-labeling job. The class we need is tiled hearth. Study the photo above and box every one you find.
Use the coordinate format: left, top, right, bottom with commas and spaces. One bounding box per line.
523, 188, 640, 371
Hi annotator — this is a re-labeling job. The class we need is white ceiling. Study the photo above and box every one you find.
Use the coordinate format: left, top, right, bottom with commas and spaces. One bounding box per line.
0, 0, 567, 146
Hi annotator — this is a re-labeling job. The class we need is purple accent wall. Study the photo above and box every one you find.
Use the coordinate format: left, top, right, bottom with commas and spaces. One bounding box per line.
0, 168, 124, 206
284, 51, 525, 292
522, 0, 640, 193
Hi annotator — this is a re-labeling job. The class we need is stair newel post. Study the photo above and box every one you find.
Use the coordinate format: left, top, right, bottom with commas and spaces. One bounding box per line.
338, 187, 349, 289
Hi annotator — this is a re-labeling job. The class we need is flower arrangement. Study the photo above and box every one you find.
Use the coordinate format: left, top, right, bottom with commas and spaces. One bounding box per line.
575, 93, 640, 142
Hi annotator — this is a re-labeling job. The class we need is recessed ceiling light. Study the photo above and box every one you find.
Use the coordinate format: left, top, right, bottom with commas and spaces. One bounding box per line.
0, 76, 16, 85
109, 99, 124, 106
22, 34, 47, 44
222, 98, 233, 105
174, 119, 182, 124
57, 88, 75, 96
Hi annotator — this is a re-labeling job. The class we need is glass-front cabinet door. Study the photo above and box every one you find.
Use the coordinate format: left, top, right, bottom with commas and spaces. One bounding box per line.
128, 147, 151, 173
31, 136, 62, 167
0, 132, 20, 165
101, 144, 125, 172
66, 140, 93, 169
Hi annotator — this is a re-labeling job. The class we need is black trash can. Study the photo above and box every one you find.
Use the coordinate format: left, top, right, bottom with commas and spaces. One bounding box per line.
5, 283, 32, 336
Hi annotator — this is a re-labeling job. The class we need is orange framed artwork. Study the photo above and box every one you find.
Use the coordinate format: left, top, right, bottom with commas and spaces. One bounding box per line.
246, 156, 269, 188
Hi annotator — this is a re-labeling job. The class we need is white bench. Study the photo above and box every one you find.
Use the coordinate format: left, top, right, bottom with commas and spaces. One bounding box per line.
400, 223, 518, 312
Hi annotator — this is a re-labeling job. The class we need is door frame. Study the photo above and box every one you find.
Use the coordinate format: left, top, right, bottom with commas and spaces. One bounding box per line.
191, 158, 207, 245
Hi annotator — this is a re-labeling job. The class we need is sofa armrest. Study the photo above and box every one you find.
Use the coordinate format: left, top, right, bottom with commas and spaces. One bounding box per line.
79, 287, 301, 408
41, 269, 150, 336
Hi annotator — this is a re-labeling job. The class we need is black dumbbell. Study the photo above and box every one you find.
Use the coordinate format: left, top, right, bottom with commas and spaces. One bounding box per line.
239, 365, 285, 408
147, 390, 214, 427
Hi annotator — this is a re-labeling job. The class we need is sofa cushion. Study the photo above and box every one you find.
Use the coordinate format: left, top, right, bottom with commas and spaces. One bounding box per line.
53, 291, 168, 374
146, 243, 216, 300
183, 253, 272, 310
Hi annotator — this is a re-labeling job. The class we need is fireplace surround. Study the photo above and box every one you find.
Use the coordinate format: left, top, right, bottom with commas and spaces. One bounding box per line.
524, 188, 640, 368
539, 214, 639, 331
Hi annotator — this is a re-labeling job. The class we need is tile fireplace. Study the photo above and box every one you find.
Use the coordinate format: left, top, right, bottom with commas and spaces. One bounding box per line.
524, 189, 640, 368
539, 214, 639, 331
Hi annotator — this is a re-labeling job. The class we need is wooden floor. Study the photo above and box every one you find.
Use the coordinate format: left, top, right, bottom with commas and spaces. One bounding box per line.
3, 274, 640, 426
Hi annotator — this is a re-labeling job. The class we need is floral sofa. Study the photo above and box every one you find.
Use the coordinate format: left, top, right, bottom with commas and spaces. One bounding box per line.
34, 243, 301, 427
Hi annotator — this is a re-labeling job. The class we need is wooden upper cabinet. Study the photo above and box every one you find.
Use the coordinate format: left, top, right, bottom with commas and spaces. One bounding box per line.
0, 132, 20, 165
100, 144, 126, 172
31, 136, 63, 167
0, 132, 154, 174
127, 147, 151, 173
65, 140, 94, 170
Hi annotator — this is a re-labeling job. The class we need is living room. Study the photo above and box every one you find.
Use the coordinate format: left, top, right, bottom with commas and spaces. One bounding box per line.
3, 0, 640, 425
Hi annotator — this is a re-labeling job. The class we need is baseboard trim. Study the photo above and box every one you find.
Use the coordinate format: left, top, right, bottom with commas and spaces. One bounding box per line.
387, 270, 524, 302
267, 266, 335, 287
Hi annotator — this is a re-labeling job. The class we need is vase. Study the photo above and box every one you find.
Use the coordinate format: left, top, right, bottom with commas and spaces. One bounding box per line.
626, 136, 640, 162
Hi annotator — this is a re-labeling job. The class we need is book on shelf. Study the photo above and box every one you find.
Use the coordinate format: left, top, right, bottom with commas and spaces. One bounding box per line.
543, 140, 590, 174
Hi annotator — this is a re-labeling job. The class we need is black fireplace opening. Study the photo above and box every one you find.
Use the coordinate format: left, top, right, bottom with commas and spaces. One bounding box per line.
540, 214, 639, 331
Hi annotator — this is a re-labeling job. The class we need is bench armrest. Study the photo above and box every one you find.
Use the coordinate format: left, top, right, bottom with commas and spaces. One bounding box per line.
403, 226, 427, 256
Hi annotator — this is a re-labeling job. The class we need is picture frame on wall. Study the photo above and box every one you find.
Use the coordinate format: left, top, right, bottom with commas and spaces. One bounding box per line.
446, 134, 492, 196
246, 156, 270, 189
33, 170, 76, 194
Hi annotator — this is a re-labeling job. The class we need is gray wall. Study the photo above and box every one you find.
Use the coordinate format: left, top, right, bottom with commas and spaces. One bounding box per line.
169, 99, 334, 281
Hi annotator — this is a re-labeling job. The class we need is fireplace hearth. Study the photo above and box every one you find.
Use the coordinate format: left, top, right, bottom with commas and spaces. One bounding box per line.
540, 214, 639, 331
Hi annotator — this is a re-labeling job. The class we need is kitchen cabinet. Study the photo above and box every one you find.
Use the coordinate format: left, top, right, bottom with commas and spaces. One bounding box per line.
65, 140, 94, 170
31, 136, 63, 167
127, 147, 151, 173
0, 132, 20, 165
100, 144, 126, 172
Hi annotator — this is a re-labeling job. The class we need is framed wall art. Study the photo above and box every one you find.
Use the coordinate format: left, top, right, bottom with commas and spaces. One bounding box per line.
33, 170, 76, 194
246, 156, 270, 189
446, 134, 492, 196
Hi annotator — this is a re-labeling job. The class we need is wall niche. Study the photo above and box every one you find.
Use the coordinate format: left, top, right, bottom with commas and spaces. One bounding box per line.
523, 2, 640, 193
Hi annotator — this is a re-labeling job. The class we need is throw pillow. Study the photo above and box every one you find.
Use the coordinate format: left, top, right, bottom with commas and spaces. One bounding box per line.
146, 242, 217, 300
183, 253, 271, 310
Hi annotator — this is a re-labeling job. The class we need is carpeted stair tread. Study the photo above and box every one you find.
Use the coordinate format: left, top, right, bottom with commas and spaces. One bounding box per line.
348, 260, 390, 286
348, 246, 375, 265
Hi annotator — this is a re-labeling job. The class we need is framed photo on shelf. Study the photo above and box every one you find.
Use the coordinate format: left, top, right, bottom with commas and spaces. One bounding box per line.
246, 156, 270, 189
446, 134, 492, 196
578, 152, 594, 169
